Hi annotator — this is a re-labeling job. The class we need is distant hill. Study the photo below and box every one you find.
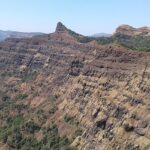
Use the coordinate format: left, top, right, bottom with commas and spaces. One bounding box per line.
91, 33, 112, 37
115, 24, 150, 36
0, 30, 45, 41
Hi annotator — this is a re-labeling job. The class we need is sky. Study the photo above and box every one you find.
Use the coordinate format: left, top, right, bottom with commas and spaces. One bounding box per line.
0, 0, 150, 35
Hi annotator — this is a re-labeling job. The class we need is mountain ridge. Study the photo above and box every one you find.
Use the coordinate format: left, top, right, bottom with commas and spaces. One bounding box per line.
0, 22, 150, 150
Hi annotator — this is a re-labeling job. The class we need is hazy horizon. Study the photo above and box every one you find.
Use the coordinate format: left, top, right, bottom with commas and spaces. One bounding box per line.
0, 0, 150, 35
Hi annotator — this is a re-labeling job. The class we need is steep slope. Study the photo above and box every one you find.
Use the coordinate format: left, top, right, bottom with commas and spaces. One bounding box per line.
0, 22, 150, 150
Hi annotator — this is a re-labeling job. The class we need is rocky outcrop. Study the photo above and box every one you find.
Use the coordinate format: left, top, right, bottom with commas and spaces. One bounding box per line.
115, 24, 150, 36
55, 22, 68, 33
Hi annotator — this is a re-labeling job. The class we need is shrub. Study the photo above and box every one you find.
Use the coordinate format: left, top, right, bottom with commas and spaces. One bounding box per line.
20, 137, 42, 150
42, 124, 72, 150
48, 95, 57, 102
64, 115, 79, 125
74, 129, 83, 137
37, 109, 44, 115
23, 121, 40, 134
7, 130, 23, 149
6, 115, 24, 127
0, 115, 24, 144
49, 106, 58, 114
16, 93, 28, 100
2, 95, 11, 102
21, 70, 37, 82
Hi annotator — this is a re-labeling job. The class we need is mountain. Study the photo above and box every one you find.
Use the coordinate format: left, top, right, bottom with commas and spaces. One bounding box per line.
91, 33, 112, 37
0, 22, 150, 150
0, 30, 44, 41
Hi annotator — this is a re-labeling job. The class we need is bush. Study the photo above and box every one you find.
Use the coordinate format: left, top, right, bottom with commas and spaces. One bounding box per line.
0, 115, 24, 145
74, 129, 83, 137
2, 95, 11, 102
6, 115, 24, 127
21, 70, 37, 82
23, 121, 40, 134
0, 91, 11, 102
7, 130, 23, 149
48, 95, 57, 102
0, 121, 74, 150
64, 115, 79, 125
16, 93, 28, 100
20, 137, 42, 150
49, 106, 58, 114
42, 124, 72, 150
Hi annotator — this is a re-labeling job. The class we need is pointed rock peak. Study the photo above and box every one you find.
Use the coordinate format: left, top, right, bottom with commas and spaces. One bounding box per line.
55, 22, 68, 33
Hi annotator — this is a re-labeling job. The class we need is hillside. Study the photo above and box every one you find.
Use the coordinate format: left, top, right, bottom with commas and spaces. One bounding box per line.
0, 22, 150, 150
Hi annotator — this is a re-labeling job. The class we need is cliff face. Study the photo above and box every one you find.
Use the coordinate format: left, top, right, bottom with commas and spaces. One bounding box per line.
0, 23, 150, 150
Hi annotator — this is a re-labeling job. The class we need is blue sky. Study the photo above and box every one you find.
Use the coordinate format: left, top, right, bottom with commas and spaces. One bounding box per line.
0, 0, 150, 35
